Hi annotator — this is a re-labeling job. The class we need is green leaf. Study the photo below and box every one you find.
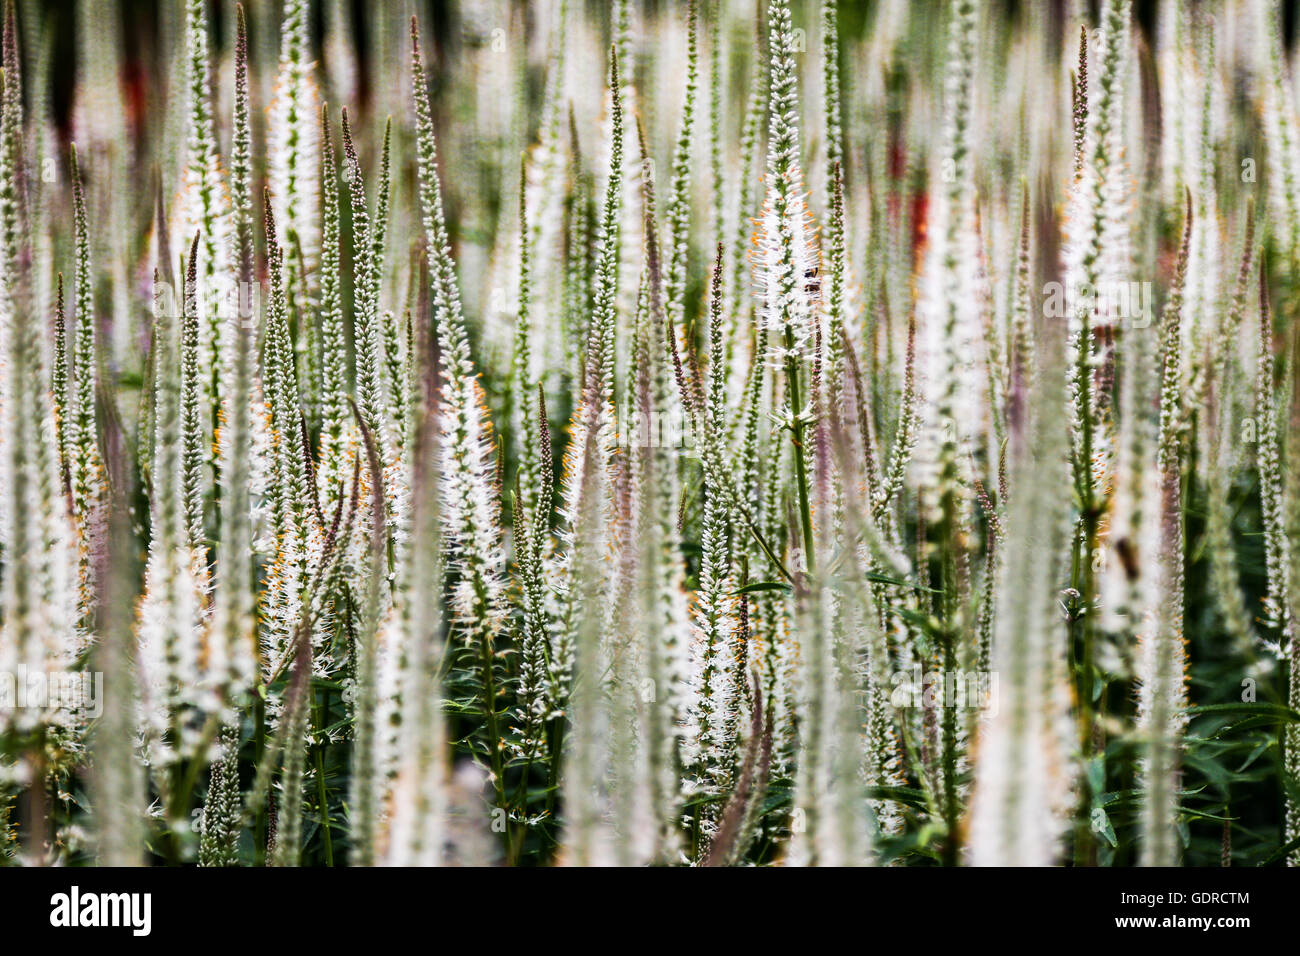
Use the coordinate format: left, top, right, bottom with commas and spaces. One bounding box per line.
733, 580, 792, 596
1186, 702, 1300, 723
1212, 715, 1289, 737
863, 571, 942, 593
1235, 738, 1274, 772
1085, 755, 1106, 797
1255, 833, 1300, 866
865, 785, 929, 812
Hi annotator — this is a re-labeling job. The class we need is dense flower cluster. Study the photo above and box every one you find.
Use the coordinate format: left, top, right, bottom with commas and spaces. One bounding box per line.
0, 0, 1297, 868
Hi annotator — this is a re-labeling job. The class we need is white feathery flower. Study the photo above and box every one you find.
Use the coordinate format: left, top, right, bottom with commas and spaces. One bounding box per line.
268, 0, 322, 271
135, 544, 208, 767
754, 183, 820, 366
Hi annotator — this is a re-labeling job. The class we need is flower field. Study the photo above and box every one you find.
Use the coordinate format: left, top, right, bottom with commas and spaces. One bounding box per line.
0, 0, 1298, 868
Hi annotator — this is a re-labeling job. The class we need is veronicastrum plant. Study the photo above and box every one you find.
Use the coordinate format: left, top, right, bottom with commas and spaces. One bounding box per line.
0, 0, 1297, 869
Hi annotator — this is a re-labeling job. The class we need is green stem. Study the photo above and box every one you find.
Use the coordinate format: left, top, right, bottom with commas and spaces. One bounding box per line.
784, 327, 815, 574
480, 634, 511, 861
542, 716, 566, 860
254, 693, 267, 866
312, 686, 334, 866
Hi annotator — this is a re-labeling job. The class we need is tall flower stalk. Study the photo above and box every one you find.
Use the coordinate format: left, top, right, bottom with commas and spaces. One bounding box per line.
411, 19, 509, 817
